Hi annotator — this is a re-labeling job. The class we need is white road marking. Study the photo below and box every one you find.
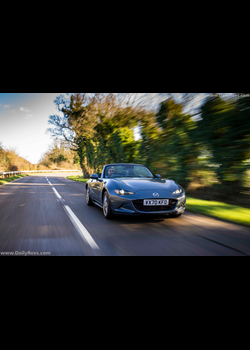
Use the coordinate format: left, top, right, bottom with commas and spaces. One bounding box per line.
52, 187, 62, 199
46, 177, 52, 185
48, 178, 100, 252
64, 205, 100, 251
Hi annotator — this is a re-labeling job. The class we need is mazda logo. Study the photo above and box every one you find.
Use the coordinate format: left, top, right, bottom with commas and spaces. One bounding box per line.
153, 193, 159, 197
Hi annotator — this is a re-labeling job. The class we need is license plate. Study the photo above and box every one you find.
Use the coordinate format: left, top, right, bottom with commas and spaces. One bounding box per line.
143, 199, 169, 206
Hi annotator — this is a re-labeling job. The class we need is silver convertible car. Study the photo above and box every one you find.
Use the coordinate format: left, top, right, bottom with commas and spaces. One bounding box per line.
86, 163, 186, 219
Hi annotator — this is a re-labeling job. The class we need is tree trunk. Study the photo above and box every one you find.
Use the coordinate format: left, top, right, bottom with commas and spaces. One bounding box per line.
81, 166, 85, 178
81, 164, 89, 178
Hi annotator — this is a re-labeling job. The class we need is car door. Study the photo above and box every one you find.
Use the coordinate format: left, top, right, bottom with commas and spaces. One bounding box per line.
89, 178, 98, 200
92, 175, 104, 203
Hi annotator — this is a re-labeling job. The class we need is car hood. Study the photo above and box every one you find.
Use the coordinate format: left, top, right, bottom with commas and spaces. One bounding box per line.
113, 178, 180, 193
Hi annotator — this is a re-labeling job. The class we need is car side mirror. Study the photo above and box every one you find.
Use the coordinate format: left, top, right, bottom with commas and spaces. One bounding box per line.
156, 174, 162, 178
90, 174, 99, 180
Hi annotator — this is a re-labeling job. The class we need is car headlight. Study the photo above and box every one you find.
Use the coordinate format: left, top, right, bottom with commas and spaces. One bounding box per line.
172, 188, 183, 195
114, 189, 135, 195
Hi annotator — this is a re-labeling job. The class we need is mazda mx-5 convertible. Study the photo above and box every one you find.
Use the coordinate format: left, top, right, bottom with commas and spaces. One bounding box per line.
86, 163, 186, 219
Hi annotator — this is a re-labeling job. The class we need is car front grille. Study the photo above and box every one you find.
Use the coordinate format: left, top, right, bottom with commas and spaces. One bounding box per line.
132, 199, 177, 212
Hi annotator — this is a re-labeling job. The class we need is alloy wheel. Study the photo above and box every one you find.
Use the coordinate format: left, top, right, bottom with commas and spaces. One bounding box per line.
103, 193, 108, 217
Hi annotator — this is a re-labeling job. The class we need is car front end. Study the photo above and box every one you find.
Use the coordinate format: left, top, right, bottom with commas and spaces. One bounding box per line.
109, 186, 186, 217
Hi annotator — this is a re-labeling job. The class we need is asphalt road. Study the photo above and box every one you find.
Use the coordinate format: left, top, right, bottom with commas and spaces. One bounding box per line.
0, 174, 250, 256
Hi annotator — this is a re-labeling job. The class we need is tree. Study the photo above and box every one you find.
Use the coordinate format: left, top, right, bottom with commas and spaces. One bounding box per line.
136, 112, 161, 168
39, 140, 79, 170
155, 98, 200, 187
197, 94, 250, 191
48, 93, 100, 176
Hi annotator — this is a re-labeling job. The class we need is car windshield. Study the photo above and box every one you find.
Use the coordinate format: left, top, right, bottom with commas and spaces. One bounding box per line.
104, 165, 155, 179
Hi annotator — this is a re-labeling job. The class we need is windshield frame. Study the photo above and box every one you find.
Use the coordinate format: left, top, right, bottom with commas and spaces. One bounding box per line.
103, 165, 156, 179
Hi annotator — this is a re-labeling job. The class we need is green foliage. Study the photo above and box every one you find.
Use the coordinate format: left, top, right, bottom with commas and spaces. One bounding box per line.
109, 127, 138, 163
134, 99, 201, 187
198, 95, 250, 190
67, 176, 89, 183
155, 99, 200, 186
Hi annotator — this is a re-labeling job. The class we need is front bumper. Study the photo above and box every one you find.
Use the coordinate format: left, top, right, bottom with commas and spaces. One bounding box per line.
110, 191, 186, 216
113, 206, 186, 216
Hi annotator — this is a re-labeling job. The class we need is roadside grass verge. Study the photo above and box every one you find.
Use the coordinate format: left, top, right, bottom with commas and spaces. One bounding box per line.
0, 174, 29, 186
186, 197, 250, 227
67, 175, 89, 184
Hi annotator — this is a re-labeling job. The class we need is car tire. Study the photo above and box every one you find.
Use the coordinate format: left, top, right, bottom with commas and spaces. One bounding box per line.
86, 186, 94, 206
103, 191, 113, 219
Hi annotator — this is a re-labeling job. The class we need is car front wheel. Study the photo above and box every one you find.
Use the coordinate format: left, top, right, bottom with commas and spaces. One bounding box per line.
86, 186, 93, 206
103, 192, 113, 219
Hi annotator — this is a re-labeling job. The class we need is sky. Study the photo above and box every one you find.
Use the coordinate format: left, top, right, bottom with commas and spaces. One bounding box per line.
0, 93, 66, 164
